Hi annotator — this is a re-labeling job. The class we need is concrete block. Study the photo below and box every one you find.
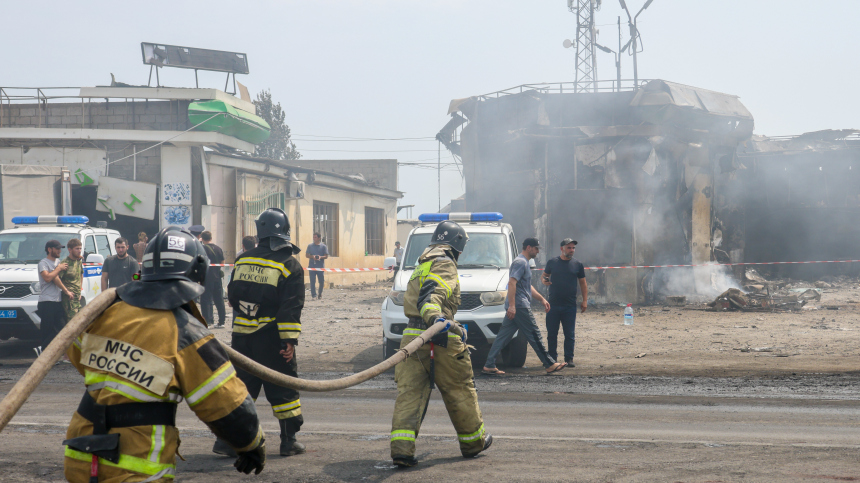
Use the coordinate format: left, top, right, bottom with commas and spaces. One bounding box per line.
48, 107, 67, 117
138, 114, 156, 123
108, 115, 125, 124
62, 116, 80, 124
66, 106, 83, 116
47, 116, 63, 125
155, 114, 172, 124
19, 108, 36, 117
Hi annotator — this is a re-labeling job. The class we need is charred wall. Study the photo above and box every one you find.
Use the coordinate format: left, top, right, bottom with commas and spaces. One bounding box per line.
736, 146, 860, 279
450, 81, 755, 302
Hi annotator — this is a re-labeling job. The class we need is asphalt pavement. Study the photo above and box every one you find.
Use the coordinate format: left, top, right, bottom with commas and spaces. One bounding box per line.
3, 348, 860, 482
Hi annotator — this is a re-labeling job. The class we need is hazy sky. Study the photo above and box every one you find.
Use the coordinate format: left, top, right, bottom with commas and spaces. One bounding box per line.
4, 1, 858, 217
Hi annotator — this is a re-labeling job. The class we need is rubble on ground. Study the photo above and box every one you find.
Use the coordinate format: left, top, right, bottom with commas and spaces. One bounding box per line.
703, 268, 858, 312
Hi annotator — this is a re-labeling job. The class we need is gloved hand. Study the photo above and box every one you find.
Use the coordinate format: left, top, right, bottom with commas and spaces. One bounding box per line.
434, 317, 450, 333
234, 441, 266, 475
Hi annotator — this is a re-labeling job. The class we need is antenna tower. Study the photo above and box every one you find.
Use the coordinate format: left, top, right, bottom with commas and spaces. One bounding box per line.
569, 0, 600, 92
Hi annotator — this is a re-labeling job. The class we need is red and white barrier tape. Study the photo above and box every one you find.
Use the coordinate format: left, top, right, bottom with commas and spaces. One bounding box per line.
84, 259, 860, 271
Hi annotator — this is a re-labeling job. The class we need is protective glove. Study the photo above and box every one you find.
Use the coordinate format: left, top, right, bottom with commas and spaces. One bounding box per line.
234, 441, 266, 475
434, 317, 451, 333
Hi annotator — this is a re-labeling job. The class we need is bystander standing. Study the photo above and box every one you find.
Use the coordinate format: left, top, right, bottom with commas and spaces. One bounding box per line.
132, 231, 148, 261
393, 241, 404, 265
236, 235, 257, 260
189, 225, 205, 239
541, 238, 587, 366
482, 237, 566, 375
305, 232, 329, 300
36, 240, 68, 358
100, 237, 140, 290
58, 238, 84, 321
200, 230, 226, 327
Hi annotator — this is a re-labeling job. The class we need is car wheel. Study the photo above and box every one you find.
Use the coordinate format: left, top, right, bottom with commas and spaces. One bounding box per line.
383, 334, 400, 361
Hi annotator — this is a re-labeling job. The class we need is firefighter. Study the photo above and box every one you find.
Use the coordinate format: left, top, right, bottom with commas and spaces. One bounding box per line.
63, 226, 266, 482
390, 220, 493, 467
213, 207, 306, 457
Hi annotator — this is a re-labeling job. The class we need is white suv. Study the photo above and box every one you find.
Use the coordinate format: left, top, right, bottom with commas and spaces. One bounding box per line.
0, 215, 120, 341
381, 213, 527, 369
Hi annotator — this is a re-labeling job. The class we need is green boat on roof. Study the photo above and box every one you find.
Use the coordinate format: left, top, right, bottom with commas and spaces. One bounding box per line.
188, 100, 271, 144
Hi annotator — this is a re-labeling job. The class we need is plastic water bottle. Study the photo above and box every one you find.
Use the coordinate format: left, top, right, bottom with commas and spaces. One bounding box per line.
623, 304, 634, 326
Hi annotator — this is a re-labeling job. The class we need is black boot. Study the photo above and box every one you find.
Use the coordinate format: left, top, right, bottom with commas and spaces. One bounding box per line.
212, 438, 238, 457
392, 455, 418, 468
279, 419, 306, 456
463, 434, 493, 458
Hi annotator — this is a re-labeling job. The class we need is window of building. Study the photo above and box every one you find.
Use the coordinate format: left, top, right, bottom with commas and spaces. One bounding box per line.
365, 207, 385, 256
313, 201, 339, 257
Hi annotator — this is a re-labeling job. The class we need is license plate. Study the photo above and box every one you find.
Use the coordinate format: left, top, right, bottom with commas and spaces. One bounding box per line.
0, 310, 17, 318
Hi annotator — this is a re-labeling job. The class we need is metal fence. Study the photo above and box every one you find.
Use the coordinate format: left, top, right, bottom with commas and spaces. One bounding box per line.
475, 79, 652, 100
0, 87, 84, 128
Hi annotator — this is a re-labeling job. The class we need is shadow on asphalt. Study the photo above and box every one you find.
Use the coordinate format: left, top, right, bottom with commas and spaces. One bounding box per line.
321, 453, 465, 481
350, 344, 390, 374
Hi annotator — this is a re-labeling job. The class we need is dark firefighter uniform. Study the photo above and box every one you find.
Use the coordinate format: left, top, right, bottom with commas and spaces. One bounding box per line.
391, 220, 492, 466
222, 207, 306, 456
63, 227, 266, 482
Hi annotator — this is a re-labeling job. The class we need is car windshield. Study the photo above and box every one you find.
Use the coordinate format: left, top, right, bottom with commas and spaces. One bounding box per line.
402, 232, 509, 269
0, 232, 72, 264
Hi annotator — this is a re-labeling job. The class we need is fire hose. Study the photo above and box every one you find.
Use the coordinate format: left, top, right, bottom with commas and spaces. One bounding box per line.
0, 288, 454, 433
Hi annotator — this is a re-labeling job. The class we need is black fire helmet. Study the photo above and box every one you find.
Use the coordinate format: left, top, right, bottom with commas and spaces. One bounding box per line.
140, 226, 209, 285
117, 226, 209, 311
255, 207, 291, 241
429, 220, 469, 255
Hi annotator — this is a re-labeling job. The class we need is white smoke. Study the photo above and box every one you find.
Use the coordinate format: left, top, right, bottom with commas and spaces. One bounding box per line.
657, 263, 744, 302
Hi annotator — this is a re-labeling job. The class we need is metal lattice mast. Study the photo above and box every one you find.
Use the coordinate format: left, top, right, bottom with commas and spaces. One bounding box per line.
569, 0, 599, 92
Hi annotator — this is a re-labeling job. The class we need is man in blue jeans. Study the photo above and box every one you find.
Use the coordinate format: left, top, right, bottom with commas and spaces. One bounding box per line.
482, 237, 566, 375
305, 232, 329, 300
541, 238, 588, 366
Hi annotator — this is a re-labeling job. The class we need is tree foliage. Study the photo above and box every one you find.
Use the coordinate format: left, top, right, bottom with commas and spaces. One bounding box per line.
254, 89, 300, 160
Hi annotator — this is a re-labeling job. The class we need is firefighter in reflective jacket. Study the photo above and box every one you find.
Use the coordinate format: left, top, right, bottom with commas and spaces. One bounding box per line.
390, 220, 493, 467
63, 226, 266, 482
213, 207, 306, 457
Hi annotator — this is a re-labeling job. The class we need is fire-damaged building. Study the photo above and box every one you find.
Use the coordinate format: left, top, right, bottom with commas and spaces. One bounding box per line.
437, 80, 860, 303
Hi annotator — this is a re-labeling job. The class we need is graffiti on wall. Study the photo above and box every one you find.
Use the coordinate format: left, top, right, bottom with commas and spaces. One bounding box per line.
163, 182, 191, 203
163, 205, 191, 226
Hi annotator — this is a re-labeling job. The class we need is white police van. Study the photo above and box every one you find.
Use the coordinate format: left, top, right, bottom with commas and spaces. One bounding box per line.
381, 212, 528, 368
0, 216, 120, 341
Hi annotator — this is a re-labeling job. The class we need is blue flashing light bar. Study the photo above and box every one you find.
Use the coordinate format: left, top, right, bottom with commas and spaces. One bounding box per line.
12, 215, 90, 225
418, 212, 503, 223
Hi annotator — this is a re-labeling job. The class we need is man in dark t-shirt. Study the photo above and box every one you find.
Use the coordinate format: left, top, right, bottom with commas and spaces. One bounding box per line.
305, 232, 329, 300
540, 238, 588, 366
201, 230, 226, 327
100, 237, 140, 290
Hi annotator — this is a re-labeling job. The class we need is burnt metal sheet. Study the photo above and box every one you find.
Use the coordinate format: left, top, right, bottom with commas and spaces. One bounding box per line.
630, 80, 753, 120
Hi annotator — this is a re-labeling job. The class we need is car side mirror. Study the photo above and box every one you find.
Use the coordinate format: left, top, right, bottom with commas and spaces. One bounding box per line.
529, 258, 537, 268
86, 253, 105, 265
383, 257, 398, 269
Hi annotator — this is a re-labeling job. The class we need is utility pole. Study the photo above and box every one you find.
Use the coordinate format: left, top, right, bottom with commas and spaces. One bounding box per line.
437, 141, 441, 212
619, 0, 655, 88
567, 0, 600, 93
617, 16, 622, 90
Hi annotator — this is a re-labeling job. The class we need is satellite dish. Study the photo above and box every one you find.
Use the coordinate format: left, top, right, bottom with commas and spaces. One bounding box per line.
563, 39, 573, 49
